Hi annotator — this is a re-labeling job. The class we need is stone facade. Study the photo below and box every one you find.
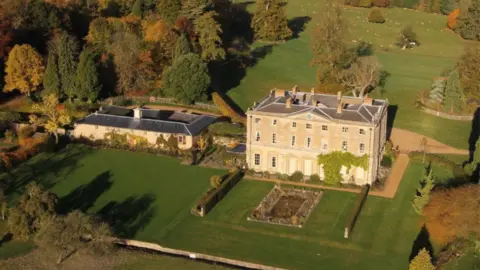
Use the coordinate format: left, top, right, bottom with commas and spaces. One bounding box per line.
246, 88, 388, 185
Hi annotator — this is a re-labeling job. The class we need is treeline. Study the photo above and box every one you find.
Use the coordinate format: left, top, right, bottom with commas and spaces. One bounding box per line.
0, 0, 294, 106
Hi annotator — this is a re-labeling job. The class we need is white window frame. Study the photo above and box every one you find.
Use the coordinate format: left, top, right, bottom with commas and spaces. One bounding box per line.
359, 143, 365, 154
291, 135, 296, 147
271, 156, 277, 168
255, 131, 261, 142
359, 128, 365, 135
342, 141, 348, 151
272, 133, 276, 144
307, 137, 312, 148
342, 127, 349, 133
254, 153, 260, 166
321, 125, 328, 131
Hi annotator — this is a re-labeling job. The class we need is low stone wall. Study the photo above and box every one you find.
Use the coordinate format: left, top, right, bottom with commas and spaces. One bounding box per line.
422, 107, 473, 121
114, 238, 286, 270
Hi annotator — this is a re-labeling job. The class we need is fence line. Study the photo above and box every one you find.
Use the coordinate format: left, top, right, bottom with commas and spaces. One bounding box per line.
114, 238, 286, 270
422, 107, 473, 121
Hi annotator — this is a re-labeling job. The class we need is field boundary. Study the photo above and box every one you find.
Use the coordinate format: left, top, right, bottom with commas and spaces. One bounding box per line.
114, 238, 286, 270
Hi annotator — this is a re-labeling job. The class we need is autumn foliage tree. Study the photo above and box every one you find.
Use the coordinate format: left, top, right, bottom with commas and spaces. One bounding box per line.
29, 94, 71, 144
194, 11, 225, 61
409, 248, 435, 270
251, 0, 292, 42
424, 184, 480, 243
447, 8, 460, 29
4, 44, 45, 96
157, 0, 181, 24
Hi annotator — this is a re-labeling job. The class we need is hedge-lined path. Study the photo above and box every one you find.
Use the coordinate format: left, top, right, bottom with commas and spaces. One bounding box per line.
381, 153, 410, 198
390, 128, 469, 155
245, 171, 405, 199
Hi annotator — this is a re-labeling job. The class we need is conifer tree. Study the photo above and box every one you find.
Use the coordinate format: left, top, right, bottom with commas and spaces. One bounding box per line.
181, 0, 211, 19
428, 77, 446, 104
251, 0, 292, 41
157, 0, 181, 25
409, 248, 435, 270
131, 0, 143, 18
444, 69, 464, 113
75, 49, 101, 103
413, 167, 435, 215
174, 34, 192, 59
194, 11, 225, 61
43, 53, 61, 96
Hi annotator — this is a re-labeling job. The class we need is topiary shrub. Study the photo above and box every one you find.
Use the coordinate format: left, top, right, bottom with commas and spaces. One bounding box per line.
309, 174, 321, 182
289, 171, 304, 181
381, 155, 392, 168
368, 8, 386, 23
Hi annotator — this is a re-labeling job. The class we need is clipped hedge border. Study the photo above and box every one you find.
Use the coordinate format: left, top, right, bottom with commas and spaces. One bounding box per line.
192, 169, 244, 217
408, 152, 466, 177
344, 184, 370, 239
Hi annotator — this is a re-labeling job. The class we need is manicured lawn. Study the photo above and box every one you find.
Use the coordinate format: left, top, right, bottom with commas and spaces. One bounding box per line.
0, 147, 458, 269
224, 1, 473, 149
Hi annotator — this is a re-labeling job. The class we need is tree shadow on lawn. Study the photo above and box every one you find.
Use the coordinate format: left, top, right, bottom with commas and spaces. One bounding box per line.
97, 194, 157, 239
57, 171, 113, 214
468, 107, 480, 161
288, 16, 312, 39
409, 225, 435, 264
2, 145, 95, 196
0, 233, 12, 248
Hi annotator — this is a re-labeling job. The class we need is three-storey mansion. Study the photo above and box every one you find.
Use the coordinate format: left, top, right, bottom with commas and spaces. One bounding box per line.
246, 87, 388, 185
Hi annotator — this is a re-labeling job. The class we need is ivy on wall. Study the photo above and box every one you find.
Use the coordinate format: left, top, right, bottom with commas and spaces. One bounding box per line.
317, 151, 369, 186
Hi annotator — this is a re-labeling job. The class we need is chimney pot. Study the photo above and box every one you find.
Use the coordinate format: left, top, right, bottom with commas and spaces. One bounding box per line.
133, 107, 142, 120
363, 96, 373, 105
337, 102, 343, 114
337, 91, 342, 100
311, 88, 315, 95
292, 85, 299, 94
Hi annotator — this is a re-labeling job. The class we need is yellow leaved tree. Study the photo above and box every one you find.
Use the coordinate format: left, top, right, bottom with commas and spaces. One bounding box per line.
4, 44, 45, 96
29, 94, 71, 144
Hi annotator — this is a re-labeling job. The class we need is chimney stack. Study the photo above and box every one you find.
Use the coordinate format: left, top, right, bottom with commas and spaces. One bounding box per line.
274, 88, 286, 97
337, 91, 342, 100
133, 107, 142, 120
286, 97, 292, 109
363, 95, 373, 105
311, 88, 315, 95
292, 85, 299, 94
337, 101, 343, 114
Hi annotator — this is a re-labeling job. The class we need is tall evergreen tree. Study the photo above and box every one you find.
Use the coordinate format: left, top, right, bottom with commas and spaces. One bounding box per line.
43, 53, 61, 96
131, 0, 144, 18
194, 11, 225, 61
444, 69, 464, 113
181, 0, 211, 19
174, 34, 192, 59
409, 248, 435, 270
412, 167, 435, 215
251, 0, 292, 41
75, 49, 101, 103
157, 0, 181, 25
162, 53, 210, 104
428, 77, 446, 104
49, 31, 80, 102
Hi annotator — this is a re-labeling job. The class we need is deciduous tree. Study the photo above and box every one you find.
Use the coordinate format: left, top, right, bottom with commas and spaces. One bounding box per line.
251, 0, 292, 41
162, 53, 210, 104
181, 0, 211, 19
75, 48, 101, 103
35, 210, 114, 264
339, 56, 380, 97
194, 11, 225, 61
456, 0, 480, 40
457, 44, 480, 99
29, 94, 71, 144
131, 0, 143, 18
396, 25, 420, 49
157, 0, 181, 25
4, 44, 45, 96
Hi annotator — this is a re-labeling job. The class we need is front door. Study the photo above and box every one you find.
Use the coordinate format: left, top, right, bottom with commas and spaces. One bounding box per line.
304, 160, 312, 176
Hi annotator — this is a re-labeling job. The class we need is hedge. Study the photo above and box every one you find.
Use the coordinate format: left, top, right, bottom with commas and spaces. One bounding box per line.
344, 184, 370, 238
192, 169, 243, 217
212, 92, 246, 124
408, 151, 466, 177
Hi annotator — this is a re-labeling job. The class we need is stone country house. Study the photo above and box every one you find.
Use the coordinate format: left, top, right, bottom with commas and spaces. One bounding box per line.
73, 106, 216, 149
246, 87, 388, 185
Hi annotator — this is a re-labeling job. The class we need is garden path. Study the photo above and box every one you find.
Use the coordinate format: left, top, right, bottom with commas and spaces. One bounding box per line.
390, 128, 469, 155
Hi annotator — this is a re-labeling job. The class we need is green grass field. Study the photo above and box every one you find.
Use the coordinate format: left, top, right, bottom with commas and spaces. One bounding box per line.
0, 146, 455, 269
225, 1, 473, 149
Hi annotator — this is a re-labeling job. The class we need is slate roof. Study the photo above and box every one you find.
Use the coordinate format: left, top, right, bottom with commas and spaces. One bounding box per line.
249, 90, 387, 124
77, 106, 216, 136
